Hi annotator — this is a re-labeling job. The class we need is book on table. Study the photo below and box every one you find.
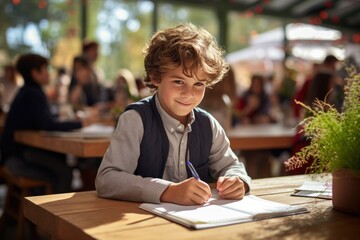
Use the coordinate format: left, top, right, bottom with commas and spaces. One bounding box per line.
139, 193, 308, 229
291, 181, 332, 200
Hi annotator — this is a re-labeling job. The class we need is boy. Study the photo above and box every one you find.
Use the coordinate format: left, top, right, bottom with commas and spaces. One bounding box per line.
95, 23, 251, 205
1, 53, 95, 193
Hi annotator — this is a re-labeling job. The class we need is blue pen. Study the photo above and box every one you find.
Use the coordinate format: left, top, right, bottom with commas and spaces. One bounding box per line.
186, 150, 200, 180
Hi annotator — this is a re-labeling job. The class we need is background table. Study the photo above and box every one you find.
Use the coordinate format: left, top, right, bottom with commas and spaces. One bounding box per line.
24, 174, 360, 240
15, 131, 110, 158
15, 124, 296, 158
227, 124, 296, 150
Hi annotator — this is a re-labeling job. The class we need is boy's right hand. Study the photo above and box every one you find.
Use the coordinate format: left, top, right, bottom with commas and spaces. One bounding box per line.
160, 178, 211, 205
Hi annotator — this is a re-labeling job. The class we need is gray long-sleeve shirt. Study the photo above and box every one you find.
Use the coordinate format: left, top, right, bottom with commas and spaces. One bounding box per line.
95, 95, 251, 203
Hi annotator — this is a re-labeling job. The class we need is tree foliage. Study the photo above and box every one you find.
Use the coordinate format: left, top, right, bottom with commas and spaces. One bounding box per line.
1, 0, 286, 83
0, 0, 80, 63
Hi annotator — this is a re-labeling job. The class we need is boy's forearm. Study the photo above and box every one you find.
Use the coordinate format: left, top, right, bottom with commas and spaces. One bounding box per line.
95, 168, 171, 203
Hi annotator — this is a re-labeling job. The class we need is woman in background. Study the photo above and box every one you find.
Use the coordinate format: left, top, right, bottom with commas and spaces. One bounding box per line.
234, 74, 275, 125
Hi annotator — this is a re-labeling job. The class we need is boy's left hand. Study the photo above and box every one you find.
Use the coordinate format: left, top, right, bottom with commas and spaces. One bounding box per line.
216, 176, 245, 200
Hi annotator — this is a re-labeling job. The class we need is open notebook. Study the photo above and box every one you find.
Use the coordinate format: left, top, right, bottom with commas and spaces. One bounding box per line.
140, 194, 308, 229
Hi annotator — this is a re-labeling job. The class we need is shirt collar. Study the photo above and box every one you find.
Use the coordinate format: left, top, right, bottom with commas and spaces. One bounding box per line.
154, 94, 195, 134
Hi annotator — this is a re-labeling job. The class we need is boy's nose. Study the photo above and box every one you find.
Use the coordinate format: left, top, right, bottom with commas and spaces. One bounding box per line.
181, 85, 194, 98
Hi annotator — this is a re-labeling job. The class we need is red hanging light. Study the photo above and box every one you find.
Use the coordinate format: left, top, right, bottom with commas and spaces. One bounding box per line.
352, 34, 360, 43
320, 11, 328, 19
324, 1, 332, 8
12, 0, 21, 5
331, 16, 340, 23
254, 6, 263, 13
309, 17, 321, 25
38, 0, 47, 9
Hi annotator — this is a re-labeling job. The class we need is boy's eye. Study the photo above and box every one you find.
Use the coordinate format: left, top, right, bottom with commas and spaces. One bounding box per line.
173, 80, 184, 85
194, 82, 205, 87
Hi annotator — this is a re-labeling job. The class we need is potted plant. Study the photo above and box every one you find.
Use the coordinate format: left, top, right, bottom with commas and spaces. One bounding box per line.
285, 66, 360, 215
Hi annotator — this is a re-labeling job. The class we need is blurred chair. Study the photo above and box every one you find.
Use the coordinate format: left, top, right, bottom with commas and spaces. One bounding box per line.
0, 166, 51, 240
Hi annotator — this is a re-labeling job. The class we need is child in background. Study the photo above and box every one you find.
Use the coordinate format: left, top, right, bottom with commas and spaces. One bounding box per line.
68, 55, 93, 110
95, 23, 251, 205
1, 53, 96, 193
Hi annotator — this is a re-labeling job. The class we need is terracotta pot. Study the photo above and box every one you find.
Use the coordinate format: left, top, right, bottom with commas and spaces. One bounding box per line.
332, 169, 360, 215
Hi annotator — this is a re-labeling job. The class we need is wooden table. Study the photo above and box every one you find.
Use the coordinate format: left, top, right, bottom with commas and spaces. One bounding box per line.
15, 124, 296, 158
15, 131, 110, 158
23, 174, 360, 240
227, 124, 296, 150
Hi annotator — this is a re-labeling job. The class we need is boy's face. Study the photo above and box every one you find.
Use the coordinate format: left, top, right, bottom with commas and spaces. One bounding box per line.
32, 65, 50, 86
151, 67, 208, 124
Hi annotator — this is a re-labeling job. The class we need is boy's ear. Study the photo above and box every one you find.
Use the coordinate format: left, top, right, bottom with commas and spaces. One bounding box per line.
151, 78, 161, 86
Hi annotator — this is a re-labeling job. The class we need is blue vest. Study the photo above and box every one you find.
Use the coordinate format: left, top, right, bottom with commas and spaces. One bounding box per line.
125, 96, 213, 182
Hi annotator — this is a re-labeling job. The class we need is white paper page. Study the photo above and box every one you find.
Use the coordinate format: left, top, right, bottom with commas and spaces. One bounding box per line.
294, 181, 332, 192
292, 181, 332, 199
292, 190, 332, 199
147, 203, 252, 224
140, 194, 308, 228
211, 195, 305, 219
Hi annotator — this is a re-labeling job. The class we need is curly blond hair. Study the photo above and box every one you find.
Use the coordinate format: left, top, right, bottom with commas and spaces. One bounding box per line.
143, 23, 229, 90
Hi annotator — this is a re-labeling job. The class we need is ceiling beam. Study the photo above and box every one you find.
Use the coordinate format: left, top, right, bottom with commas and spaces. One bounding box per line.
152, 0, 359, 34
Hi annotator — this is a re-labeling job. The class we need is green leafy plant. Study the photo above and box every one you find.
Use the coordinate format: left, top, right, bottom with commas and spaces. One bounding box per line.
285, 67, 360, 175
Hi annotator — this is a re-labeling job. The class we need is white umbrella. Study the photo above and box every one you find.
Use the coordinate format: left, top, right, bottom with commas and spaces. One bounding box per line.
227, 23, 345, 63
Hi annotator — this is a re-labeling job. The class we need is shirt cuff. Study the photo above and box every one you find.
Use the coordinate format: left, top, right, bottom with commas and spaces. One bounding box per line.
141, 178, 172, 203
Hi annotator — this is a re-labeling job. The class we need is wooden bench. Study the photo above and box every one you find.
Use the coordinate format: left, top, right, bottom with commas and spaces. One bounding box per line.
0, 166, 52, 240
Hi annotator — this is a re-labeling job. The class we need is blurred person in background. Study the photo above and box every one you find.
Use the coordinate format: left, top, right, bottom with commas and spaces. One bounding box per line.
292, 63, 320, 120
80, 40, 107, 107
54, 67, 71, 106
0, 53, 97, 193
293, 55, 339, 120
107, 68, 140, 122
285, 71, 336, 175
200, 66, 237, 132
68, 55, 104, 190
68, 55, 93, 111
110, 68, 139, 110
233, 74, 276, 125
135, 76, 151, 98
52, 67, 74, 121
0, 64, 19, 112
305, 72, 336, 108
